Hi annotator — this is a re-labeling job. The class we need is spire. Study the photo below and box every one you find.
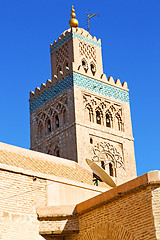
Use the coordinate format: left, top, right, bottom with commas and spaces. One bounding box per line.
69, 6, 79, 28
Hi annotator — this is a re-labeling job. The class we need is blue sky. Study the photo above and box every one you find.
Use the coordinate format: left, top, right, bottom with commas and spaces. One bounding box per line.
0, 0, 159, 176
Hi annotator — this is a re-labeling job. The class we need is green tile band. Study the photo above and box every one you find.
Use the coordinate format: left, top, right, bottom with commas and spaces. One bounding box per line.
30, 73, 129, 113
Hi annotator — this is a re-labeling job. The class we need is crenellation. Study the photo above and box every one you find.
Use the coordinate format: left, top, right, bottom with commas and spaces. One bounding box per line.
46, 79, 52, 88
108, 76, 115, 84
115, 79, 122, 87
92, 36, 97, 41
34, 87, 40, 96
100, 73, 107, 81
58, 37, 61, 42
122, 81, 128, 89
40, 83, 46, 91
30, 91, 35, 100
29, 72, 129, 102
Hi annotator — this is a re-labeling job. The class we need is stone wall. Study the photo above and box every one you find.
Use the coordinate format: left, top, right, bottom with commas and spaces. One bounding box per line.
73, 171, 160, 240
0, 169, 46, 240
0, 161, 107, 240
152, 185, 160, 239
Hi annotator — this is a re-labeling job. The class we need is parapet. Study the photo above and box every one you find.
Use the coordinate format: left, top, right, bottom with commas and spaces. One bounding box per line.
50, 27, 101, 53
29, 73, 128, 101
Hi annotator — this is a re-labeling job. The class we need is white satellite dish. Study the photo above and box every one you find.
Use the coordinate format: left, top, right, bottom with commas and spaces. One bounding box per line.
86, 158, 116, 187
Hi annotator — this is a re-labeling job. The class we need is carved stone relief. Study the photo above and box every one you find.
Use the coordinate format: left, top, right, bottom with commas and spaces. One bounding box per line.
79, 41, 96, 62
83, 93, 124, 131
92, 142, 124, 170
55, 43, 69, 67
35, 96, 68, 140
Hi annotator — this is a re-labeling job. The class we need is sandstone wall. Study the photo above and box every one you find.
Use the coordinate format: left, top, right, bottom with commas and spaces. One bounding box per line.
0, 169, 46, 240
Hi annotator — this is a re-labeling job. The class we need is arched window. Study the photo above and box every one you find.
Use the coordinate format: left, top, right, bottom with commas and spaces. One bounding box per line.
85, 104, 93, 122
46, 118, 51, 134
47, 149, 52, 155
109, 162, 114, 177
63, 62, 69, 73
65, 62, 69, 69
54, 147, 60, 157
90, 63, 96, 76
115, 114, 122, 131
96, 110, 101, 125
55, 114, 59, 128
106, 114, 111, 128
101, 161, 105, 170
82, 59, 88, 73
57, 65, 63, 78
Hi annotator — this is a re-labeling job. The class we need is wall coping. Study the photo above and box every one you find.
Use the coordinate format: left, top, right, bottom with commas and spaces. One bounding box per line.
0, 162, 107, 193
37, 205, 77, 220
76, 170, 160, 214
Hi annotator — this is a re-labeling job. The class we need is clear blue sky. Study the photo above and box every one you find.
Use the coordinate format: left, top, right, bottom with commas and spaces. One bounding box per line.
0, 0, 159, 176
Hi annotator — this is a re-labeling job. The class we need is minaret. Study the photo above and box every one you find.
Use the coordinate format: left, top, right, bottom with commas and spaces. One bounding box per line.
29, 6, 137, 185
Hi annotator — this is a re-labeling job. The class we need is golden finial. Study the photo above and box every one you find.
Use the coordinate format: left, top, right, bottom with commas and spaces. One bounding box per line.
69, 6, 79, 28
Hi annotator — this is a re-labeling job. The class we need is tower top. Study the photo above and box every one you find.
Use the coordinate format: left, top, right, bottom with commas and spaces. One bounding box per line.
69, 6, 79, 28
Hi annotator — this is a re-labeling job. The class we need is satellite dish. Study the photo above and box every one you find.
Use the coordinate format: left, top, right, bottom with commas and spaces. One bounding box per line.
86, 159, 116, 187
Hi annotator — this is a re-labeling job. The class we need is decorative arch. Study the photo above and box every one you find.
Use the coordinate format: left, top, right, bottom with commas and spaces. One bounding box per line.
55, 113, 59, 128
63, 60, 69, 73
115, 113, 123, 131
61, 107, 67, 124
95, 107, 103, 125
47, 149, 52, 155
85, 103, 94, 122
92, 142, 124, 177
54, 145, 60, 157
109, 105, 117, 114
57, 65, 63, 78
81, 58, 88, 73
90, 61, 96, 76
45, 117, 51, 135
105, 110, 113, 128
77, 221, 138, 240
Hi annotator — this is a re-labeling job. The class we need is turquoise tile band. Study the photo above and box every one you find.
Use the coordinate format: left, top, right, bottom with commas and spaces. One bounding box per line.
30, 73, 129, 113
30, 74, 73, 113
73, 72, 129, 103
50, 32, 101, 53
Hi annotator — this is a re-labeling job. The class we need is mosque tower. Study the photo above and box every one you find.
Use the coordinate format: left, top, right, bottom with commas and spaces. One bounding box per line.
29, 6, 137, 185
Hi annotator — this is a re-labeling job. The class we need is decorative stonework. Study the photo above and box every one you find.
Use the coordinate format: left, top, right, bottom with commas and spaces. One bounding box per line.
55, 43, 69, 67
83, 93, 123, 131
50, 32, 101, 54
30, 73, 129, 113
92, 142, 124, 170
35, 96, 67, 141
73, 72, 129, 103
30, 74, 73, 113
79, 41, 96, 62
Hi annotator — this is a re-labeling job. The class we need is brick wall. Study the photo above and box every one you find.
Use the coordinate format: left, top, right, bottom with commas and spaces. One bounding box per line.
76, 187, 156, 240
152, 185, 160, 239
65, 172, 160, 240
0, 169, 47, 240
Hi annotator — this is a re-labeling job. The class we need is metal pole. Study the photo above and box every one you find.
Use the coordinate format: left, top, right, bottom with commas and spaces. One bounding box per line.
87, 13, 99, 33
87, 14, 89, 32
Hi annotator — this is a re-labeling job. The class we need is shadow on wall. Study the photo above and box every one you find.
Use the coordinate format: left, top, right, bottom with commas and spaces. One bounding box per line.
40, 218, 138, 240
